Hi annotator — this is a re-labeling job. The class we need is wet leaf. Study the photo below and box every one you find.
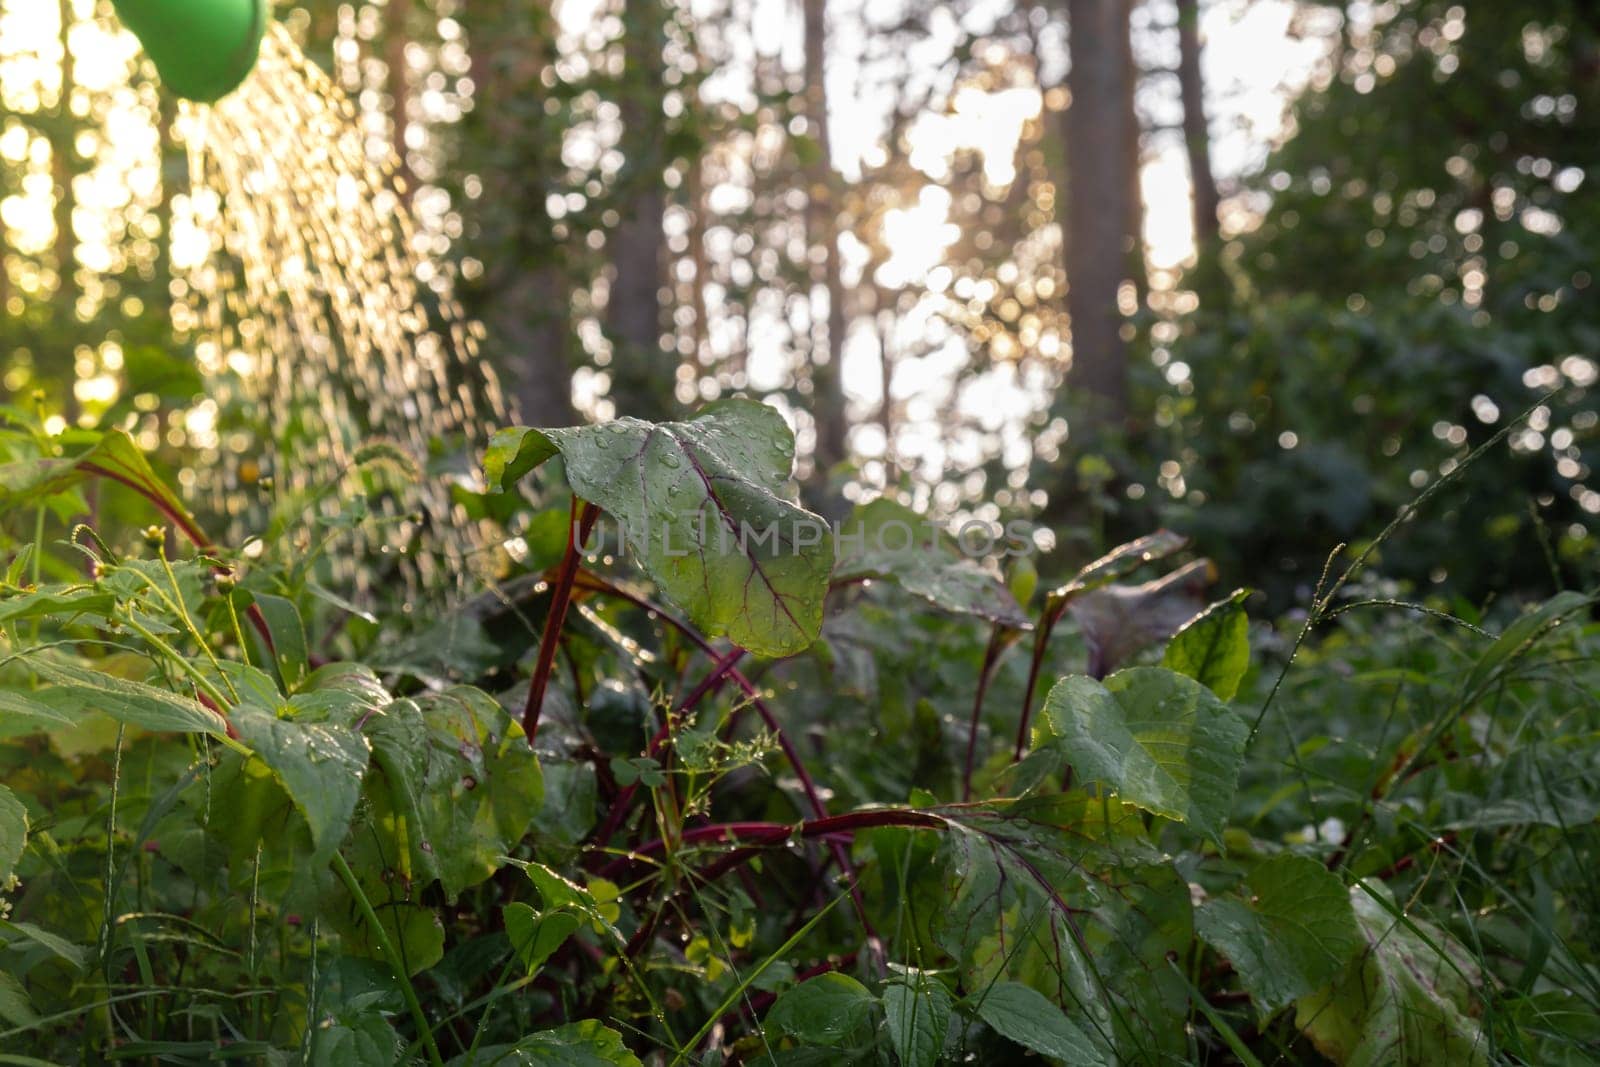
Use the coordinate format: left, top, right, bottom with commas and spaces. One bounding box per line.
27, 657, 227, 736
484, 400, 833, 657
1196, 853, 1361, 1016
456, 1020, 643, 1065
1067, 559, 1213, 677
1036, 667, 1247, 843
968, 981, 1107, 1064
832, 498, 1029, 627
1295, 882, 1488, 1066
230, 702, 370, 863
883, 973, 951, 1067
1163, 588, 1252, 700
366, 688, 543, 896
504, 904, 580, 976
766, 972, 876, 1045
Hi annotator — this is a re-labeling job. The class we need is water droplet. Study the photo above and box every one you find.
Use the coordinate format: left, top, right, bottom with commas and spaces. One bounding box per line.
661, 452, 682, 469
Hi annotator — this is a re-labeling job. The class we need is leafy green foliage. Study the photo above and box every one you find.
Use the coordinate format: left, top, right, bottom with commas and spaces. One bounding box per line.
460, 1021, 642, 1066
1294, 884, 1489, 1066
1, 412, 1595, 1066
229, 699, 371, 863
833, 497, 1029, 627
883, 972, 952, 1067
368, 688, 544, 896
0, 784, 26, 884
504, 903, 580, 976
1033, 667, 1248, 841
1195, 853, 1362, 1016
766, 972, 876, 1045
1163, 588, 1252, 700
0, 428, 201, 537
967, 980, 1106, 1064
26, 656, 228, 735
485, 400, 834, 656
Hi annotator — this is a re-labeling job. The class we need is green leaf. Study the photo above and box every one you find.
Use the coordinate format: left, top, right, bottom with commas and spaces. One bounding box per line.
968, 981, 1107, 1065
26, 657, 227, 736
507, 860, 620, 939
328, 890, 445, 978
1065, 559, 1213, 676
0, 584, 115, 626
454, 1020, 643, 1065
484, 401, 834, 657
0, 428, 200, 534
0, 921, 88, 972
1295, 882, 1488, 1067
366, 688, 542, 897
832, 498, 1029, 627
309, 1016, 405, 1067
0, 971, 37, 1028
0, 690, 73, 736
1044, 530, 1189, 607
1036, 667, 1247, 843
230, 702, 371, 862
504, 904, 580, 976
250, 592, 309, 691
1195, 853, 1361, 1016
766, 972, 876, 1045
1163, 588, 1252, 701
882, 974, 951, 1067
0, 786, 26, 883
1462, 591, 1592, 698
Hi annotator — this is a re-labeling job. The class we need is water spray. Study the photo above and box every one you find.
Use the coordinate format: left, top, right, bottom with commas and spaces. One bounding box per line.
110, 0, 268, 102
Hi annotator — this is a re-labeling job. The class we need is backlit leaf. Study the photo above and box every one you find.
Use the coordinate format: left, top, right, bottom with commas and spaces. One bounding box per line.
230, 702, 370, 862
1163, 588, 1253, 700
1036, 667, 1247, 843
1295, 882, 1489, 1066
1195, 853, 1361, 1016
484, 400, 833, 657
833, 497, 1029, 627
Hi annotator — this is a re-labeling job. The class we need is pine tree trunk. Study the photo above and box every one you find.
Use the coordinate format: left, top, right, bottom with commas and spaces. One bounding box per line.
1177, 0, 1220, 249
803, 0, 849, 486
1063, 0, 1133, 424
605, 0, 673, 422
54, 0, 76, 311
462, 0, 576, 427
1122, 0, 1147, 304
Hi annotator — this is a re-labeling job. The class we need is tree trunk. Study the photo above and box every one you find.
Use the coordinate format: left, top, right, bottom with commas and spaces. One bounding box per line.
803, 0, 849, 486
1177, 0, 1220, 250
461, 0, 576, 427
687, 154, 709, 368
605, 0, 673, 422
54, 0, 76, 310
1122, 0, 1147, 304
1062, 0, 1133, 423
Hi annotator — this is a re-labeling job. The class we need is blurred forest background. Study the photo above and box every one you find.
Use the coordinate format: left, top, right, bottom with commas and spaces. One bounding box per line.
1, 0, 1596, 603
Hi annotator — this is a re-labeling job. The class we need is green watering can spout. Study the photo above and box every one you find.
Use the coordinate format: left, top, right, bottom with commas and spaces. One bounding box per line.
111, 0, 269, 103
